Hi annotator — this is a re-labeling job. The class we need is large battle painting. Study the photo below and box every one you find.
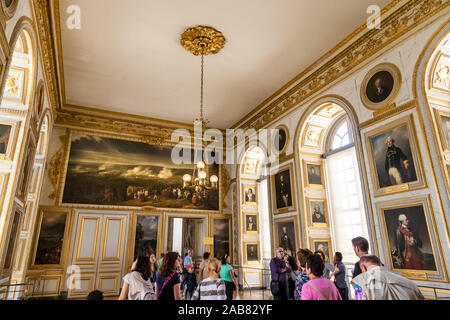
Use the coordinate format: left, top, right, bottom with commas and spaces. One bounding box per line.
62, 133, 219, 210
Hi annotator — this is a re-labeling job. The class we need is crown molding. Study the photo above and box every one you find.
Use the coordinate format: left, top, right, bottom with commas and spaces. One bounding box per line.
31, 0, 61, 111
233, 0, 449, 130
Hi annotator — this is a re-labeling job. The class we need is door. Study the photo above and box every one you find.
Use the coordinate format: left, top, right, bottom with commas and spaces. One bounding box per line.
67, 211, 128, 298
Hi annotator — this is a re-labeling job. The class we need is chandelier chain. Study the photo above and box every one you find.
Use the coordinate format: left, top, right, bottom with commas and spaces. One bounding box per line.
200, 49, 205, 121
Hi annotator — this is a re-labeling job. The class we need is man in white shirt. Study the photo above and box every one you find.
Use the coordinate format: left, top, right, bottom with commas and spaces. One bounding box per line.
351, 255, 424, 300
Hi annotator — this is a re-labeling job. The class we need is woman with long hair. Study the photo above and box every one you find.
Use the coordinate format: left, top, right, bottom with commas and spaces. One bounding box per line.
149, 253, 158, 286
192, 258, 227, 300
155, 252, 182, 300
219, 254, 239, 300
119, 256, 156, 300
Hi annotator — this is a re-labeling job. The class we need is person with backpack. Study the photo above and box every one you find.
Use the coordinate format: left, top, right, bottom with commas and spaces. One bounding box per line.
155, 252, 182, 300
119, 256, 156, 300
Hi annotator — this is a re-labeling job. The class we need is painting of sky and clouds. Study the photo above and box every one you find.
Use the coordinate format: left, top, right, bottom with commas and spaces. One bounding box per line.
62, 133, 219, 210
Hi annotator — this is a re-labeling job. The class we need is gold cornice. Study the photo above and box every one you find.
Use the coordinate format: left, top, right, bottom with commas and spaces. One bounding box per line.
31, 0, 61, 111
358, 99, 417, 129
63, 104, 195, 129
233, 0, 449, 130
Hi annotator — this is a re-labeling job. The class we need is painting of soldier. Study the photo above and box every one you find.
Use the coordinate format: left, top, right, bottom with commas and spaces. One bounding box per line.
274, 127, 287, 152
274, 168, 293, 209
245, 214, 258, 233
370, 124, 418, 188
310, 200, 327, 225
276, 221, 296, 257
383, 204, 436, 271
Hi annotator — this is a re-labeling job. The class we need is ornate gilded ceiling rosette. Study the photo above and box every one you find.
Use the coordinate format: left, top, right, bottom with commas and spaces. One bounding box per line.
181, 26, 226, 56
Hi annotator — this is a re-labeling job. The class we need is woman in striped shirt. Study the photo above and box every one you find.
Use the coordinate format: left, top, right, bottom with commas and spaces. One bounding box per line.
192, 258, 227, 300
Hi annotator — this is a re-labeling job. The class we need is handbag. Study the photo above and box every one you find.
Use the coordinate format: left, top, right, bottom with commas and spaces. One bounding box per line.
270, 280, 280, 296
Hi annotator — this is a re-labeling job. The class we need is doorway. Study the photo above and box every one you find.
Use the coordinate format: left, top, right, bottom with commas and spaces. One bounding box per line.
165, 215, 208, 264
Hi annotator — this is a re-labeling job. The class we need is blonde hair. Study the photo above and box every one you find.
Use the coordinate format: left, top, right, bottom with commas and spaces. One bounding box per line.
208, 258, 221, 274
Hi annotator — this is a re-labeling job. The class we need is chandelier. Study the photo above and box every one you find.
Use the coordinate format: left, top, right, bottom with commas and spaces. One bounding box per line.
180, 26, 225, 189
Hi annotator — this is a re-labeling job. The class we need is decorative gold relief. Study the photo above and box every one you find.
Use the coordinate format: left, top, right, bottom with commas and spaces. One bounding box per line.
220, 166, 230, 209
233, 0, 447, 130
5, 73, 19, 95
48, 135, 67, 200
372, 102, 397, 118
141, 135, 163, 146
181, 26, 225, 56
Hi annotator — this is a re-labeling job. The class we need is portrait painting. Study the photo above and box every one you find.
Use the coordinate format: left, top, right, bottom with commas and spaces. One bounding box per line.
0, 123, 12, 157
243, 184, 257, 205
245, 243, 259, 264
382, 204, 436, 271
62, 132, 219, 210
312, 239, 332, 263
308, 199, 328, 226
213, 218, 230, 259
276, 220, 296, 257
34, 211, 68, 266
274, 127, 287, 153
368, 117, 422, 193
3, 210, 21, 270
273, 166, 294, 212
134, 215, 159, 258
361, 63, 401, 109
366, 71, 394, 104
244, 213, 258, 234
306, 163, 323, 187
17, 140, 35, 198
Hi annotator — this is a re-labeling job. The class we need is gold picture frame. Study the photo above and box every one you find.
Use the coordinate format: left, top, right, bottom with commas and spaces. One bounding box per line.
210, 214, 232, 260
243, 211, 259, 235
433, 108, 450, 152
306, 198, 329, 228
16, 133, 36, 202
274, 216, 299, 257
272, 125, 290, 156
0, 120, 20, 161
1, 202, 23, 272
365, 115, 426, 197
360, 63, 401, 110
310, 238, 333, 264
241, 182, 258, 206
57, 129, 221, 213
302, 159, 325, 189
29, 207, 71, 270
376, 195, 447, 282
243, 241, 260, 265
131, 212, 163, 260
271, 162, 296, 215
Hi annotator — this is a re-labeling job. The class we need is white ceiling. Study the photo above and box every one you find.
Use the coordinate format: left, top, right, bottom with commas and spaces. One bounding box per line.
59, 0, 392, 129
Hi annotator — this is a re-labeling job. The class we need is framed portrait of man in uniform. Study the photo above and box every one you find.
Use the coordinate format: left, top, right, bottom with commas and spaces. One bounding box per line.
365, 115, 425, 197
271, 163, 296, 214
377, 196, 446, 281
244, 242, 260, 265
303, 160, 324, 189
434, 108, 450, 151
275, 217, 298, 257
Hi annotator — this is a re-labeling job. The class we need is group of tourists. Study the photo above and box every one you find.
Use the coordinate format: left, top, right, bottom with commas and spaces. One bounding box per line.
114, 249, 239, 301
270, 236, 424, 300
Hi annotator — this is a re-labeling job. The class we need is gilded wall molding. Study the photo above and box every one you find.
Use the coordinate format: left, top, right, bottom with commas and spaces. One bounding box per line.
359, 99, 417, 129
233, 0, 449, 131
31, 0, 60, 111
55, 109, 177, 141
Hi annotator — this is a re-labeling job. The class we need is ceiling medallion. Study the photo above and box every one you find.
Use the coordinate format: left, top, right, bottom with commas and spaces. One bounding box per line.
181, 26, 226, 56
